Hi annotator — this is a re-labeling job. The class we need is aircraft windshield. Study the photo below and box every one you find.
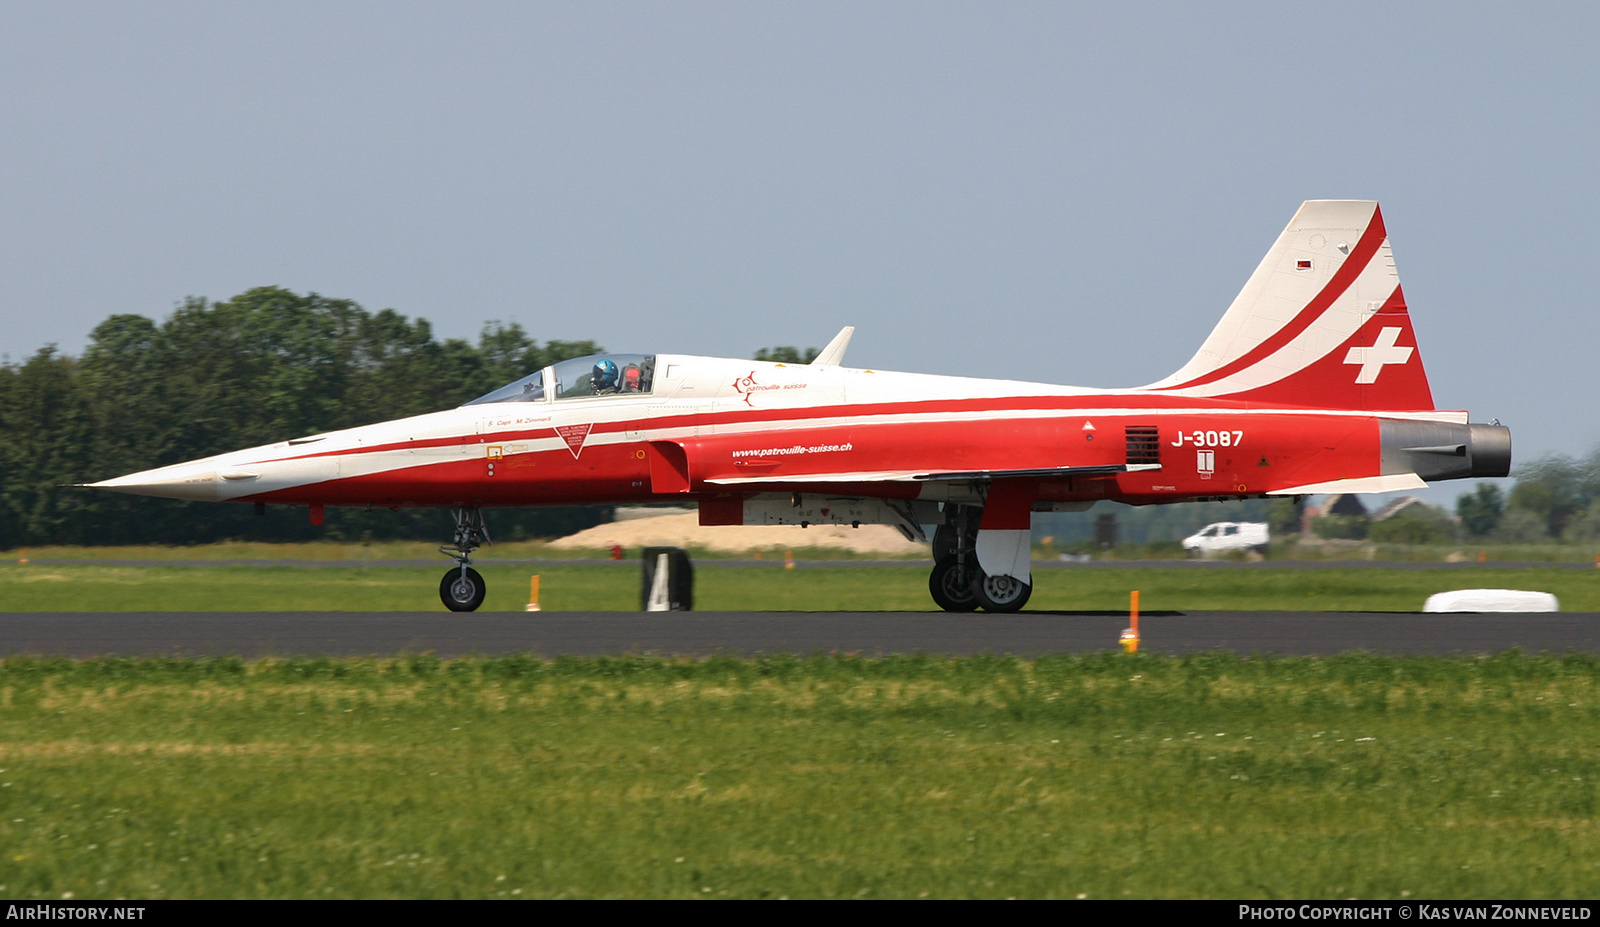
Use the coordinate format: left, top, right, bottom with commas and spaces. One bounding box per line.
464, 370, 546, 406
552, 354, 655, 399
463, 353, 657, 406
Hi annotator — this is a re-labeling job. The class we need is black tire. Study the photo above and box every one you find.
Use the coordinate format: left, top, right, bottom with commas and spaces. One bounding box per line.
928, 556, 979, 612
970, 569, 1032, 613
440, 567, 487, 612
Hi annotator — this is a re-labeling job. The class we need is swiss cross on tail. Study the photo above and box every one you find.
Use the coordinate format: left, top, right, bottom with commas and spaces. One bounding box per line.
1244, 285, 1435, 410
1344, 326, 1413, 384
1141, 200, 1436, 411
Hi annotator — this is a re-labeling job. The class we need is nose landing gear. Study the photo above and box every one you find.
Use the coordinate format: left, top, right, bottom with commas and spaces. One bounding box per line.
439, 508, 490, 612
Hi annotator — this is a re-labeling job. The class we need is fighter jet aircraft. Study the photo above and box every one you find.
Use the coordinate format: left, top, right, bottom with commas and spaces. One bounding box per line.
91, 200, 1510, 612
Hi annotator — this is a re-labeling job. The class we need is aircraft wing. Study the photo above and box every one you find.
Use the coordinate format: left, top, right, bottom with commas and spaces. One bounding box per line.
703, 462, 1159, 486
914, 462, 1160, 481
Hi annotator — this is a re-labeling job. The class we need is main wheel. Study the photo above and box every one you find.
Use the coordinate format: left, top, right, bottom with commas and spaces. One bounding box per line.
440, 567, 487, 612
970, 569, 1032, 613
928, 556, 979, 612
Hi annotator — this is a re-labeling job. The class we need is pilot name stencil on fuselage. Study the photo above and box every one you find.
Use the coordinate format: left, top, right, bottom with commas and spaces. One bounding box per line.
487, 416, 552, 428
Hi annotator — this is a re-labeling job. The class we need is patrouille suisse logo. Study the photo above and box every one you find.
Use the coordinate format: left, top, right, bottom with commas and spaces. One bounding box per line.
732, 371, 784, 406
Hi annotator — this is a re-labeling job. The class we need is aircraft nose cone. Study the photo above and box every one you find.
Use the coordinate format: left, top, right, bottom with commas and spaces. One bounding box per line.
88, 465, 221, 502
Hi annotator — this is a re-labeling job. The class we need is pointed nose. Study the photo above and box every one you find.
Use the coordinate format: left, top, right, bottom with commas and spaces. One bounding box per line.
89, 464, 222, 501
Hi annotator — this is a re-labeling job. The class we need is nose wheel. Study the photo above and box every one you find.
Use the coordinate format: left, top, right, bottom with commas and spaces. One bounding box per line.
438, 507, 491, 612
441, 567, 486, 612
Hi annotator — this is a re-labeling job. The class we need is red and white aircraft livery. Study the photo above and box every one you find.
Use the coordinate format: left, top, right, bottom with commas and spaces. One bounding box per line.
92, 200, 1510, 612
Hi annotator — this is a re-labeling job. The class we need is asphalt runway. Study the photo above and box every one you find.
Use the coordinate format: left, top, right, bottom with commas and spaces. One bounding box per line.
3, 610, 1598, 659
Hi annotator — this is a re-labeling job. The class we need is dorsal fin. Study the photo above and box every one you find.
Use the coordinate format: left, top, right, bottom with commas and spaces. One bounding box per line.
811, 326, 855, 366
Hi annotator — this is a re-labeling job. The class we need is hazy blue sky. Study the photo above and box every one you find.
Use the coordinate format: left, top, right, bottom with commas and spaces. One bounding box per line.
4, 2, 1597, 492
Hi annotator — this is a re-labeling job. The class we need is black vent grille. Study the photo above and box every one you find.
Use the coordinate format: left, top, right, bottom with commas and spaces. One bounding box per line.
1125, 426, 1160, 466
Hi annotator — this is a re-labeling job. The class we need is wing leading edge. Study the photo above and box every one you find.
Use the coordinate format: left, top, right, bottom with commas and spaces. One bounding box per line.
703, 462, 1159, 486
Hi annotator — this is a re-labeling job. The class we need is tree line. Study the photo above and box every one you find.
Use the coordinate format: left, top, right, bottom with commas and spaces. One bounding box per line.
1455, 451, 1600, 543
0, 287, 606, 546
1285, 448, 1600, 546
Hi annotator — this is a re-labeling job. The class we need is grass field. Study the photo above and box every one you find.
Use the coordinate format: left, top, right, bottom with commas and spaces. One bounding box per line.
2, 560, 1598, 612
1, 652, 1597, 899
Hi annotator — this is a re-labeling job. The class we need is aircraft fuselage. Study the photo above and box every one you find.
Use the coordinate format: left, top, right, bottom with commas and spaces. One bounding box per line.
92, 354, 1484, 513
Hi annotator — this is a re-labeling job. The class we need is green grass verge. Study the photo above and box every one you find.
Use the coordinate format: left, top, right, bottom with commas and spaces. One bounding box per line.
1, 652, 1597, 899
3, 562, 1599, 612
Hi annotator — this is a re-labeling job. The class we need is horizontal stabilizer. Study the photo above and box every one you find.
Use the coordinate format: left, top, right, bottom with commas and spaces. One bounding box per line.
1266, 473, 1427, 495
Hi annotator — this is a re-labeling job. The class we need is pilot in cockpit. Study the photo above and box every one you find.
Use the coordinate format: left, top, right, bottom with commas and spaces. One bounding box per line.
591, 359, 620, 394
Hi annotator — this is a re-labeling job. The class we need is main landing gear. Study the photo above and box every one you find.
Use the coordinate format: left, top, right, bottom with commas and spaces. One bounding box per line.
971, 571, 1032, 612
439, 508, 489, 612
929, 504, 1032, 613
929, 556, 978, 612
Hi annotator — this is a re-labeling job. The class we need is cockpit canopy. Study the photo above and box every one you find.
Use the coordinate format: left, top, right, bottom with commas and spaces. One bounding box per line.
464, 354, 656, 406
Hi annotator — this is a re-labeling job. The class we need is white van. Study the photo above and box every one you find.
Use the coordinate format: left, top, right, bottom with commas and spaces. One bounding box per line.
1182, 521, 1270, 556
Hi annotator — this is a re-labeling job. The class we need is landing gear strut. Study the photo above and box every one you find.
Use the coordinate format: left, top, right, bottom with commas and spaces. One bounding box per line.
929, 504, 979, 612
439, 508, 490, 612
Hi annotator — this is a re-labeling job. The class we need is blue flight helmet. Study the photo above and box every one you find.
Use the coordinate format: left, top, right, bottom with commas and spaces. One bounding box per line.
592, 359, 619, 393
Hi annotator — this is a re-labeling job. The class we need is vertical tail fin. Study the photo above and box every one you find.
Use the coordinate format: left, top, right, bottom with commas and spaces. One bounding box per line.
1143, 200, 1435, 411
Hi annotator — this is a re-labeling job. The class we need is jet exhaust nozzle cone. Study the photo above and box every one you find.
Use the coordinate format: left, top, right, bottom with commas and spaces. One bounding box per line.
1468, 423, 1512, 479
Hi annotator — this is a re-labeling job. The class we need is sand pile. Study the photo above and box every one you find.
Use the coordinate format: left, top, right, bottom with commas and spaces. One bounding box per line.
548, 512, 928, 555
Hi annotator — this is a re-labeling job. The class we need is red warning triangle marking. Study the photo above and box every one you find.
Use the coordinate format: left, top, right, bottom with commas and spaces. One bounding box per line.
555, 423, 593, 458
